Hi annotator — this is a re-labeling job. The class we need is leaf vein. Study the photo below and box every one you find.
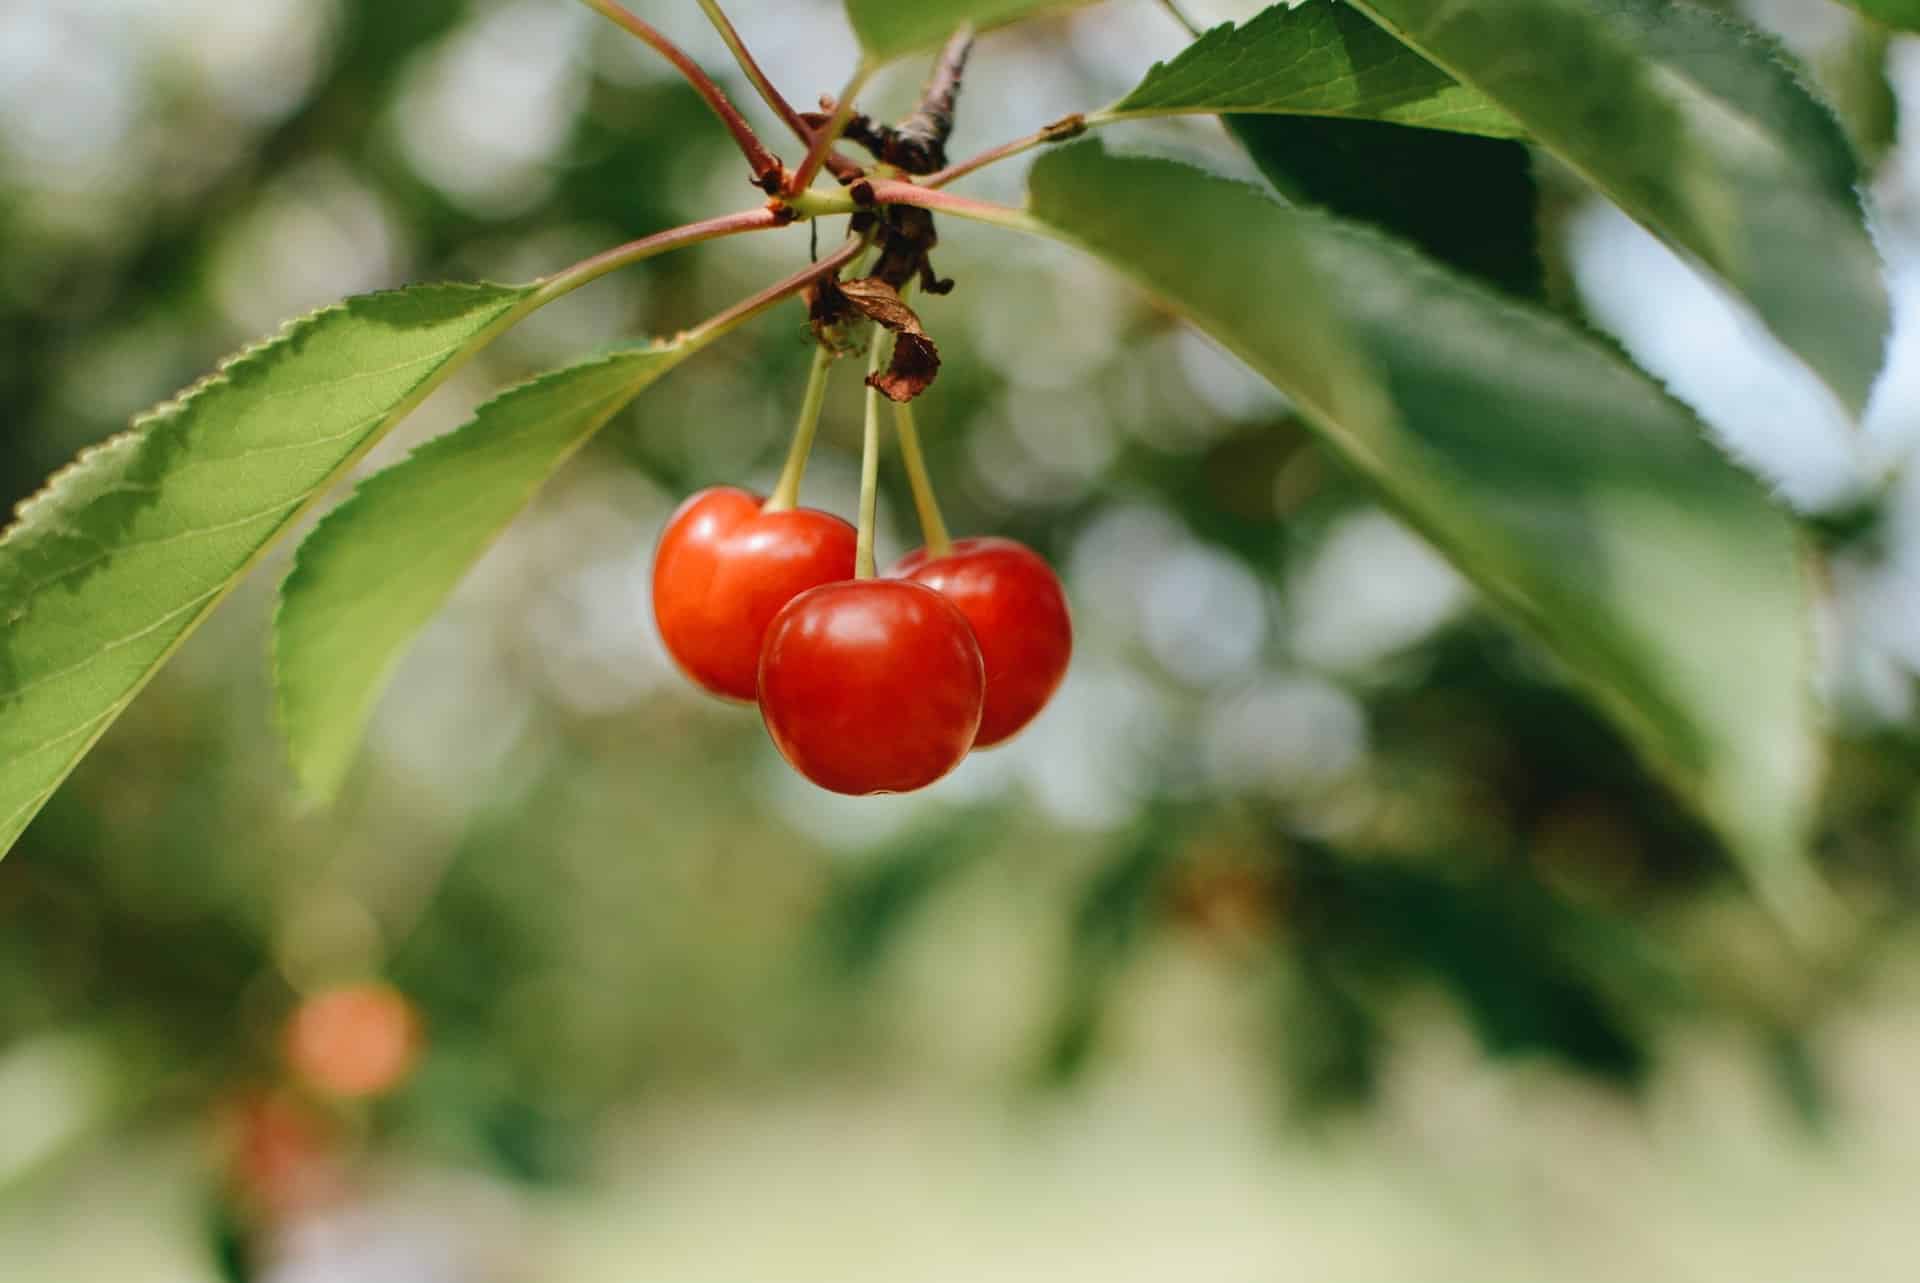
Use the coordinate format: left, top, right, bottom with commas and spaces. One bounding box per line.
0, 700, 125, 771
9, 494, 311, 604
0, 586, 224, 702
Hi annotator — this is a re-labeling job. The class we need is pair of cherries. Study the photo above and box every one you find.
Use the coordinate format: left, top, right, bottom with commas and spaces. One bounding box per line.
652, 486, 1071, 794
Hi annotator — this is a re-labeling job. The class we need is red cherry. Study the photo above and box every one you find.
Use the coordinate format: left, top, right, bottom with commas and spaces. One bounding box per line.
653, 486, 857, 701
893, 538, 1072, 747
758, 579, 985, 794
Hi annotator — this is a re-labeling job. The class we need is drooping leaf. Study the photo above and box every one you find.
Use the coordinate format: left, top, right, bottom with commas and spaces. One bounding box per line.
1229, 116, 1542, 298
1105, 0, 1518, 138
1022, 142, 1824, 932
1344, 0, 1888, 414
844, 0, 1096, 61
276, 344, 703, 801
1836, 0, 1920, 32
0, 284, 531, 857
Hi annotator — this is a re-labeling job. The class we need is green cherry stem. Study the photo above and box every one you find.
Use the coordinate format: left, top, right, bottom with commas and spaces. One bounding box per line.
854, 330, 893, 579
885, 278, 952, 557
763, 343, 836, 512
764, 235, 877, 513
892, 398, 952, 558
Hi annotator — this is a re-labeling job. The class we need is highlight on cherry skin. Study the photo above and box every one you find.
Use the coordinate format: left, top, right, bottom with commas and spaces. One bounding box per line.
892, 536, 1072, 749
651, 486, 857, 701
757, 578, 986, 796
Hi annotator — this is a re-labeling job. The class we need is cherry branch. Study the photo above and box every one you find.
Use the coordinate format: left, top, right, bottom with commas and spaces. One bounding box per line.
900, 27, 975, 169
693, 0, 813, 147
843, 28, 976, 174
575, 0, 786, 191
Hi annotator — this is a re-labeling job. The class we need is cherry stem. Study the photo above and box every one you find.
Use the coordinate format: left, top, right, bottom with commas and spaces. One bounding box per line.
885, 278, 953, 557
855, 331, 892, 579
693, 0, 814, 147
924, 114, 1090, 189
789, 63, 874, 195
862, 179, 1044, 234
764, 343, 836, 512
683, 237, 865, 347
575, 0, 785, 189
892, 398, 952, 558
529, 205, 785, 307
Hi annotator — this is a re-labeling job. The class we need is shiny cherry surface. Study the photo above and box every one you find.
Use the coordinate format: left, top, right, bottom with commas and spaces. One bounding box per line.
893, 537, 1071, 747
758, 579, 984, 795
653, 486, 856, 701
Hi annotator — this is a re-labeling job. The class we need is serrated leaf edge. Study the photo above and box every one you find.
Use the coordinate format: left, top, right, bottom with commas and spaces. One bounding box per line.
271, 342, 692, 802
0, 282, 531, 856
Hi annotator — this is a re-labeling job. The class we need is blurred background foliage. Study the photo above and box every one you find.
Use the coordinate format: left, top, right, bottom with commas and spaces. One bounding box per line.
6, 0, 1920, 1278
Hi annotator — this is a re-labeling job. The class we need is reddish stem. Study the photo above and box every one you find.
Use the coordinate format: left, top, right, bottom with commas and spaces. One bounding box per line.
534, 205, 789, 303
788, 66, 872, 196
579, 0, 786, 191
694, 0, 814, 147
924, 115, 1088, 189
864, 179, 1030, 227
683, 235, 866, 343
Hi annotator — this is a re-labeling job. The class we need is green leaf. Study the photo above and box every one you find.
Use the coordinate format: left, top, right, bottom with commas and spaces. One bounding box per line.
1228, 116, 1542, 298
275, 344, 700, 801
1819, 20, 1898, 168
1105, 0, 1519, 138
1112, 2, 1541, 297
1837, 0, 1920, 32
1023, 142, 1825, 932
844, 0, 1095, 61
1344, 0, 1888, 415
0, 283, 530, 858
